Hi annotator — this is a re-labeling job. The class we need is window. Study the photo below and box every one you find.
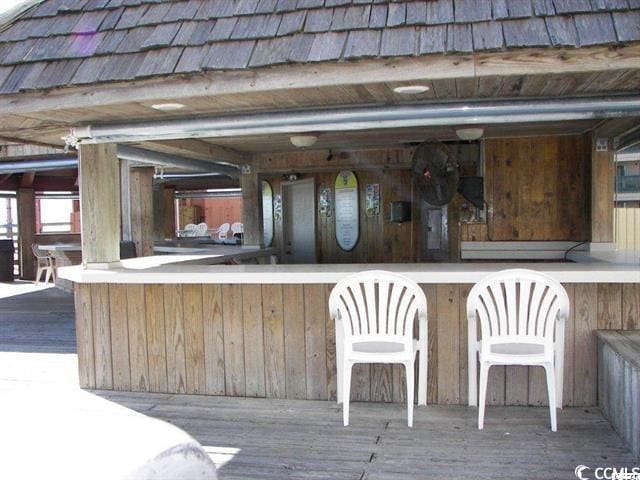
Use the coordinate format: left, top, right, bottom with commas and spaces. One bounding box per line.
36, 193, 79, 233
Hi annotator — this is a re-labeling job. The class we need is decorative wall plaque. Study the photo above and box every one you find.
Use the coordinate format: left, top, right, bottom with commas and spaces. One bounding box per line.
365, 183, 380, 217
319, 187, 332, 218
273, 194, 282, 222
334, 171, 359, 251
261, 180, 274, 247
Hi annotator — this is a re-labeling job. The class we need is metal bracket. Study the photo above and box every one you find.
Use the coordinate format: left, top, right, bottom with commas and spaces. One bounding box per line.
241, 164, 251, 174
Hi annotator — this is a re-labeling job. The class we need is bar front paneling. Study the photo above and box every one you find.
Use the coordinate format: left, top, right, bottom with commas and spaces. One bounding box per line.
74, 281, 639, 407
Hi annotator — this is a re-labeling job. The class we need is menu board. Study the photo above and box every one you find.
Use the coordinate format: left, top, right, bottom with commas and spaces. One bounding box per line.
261, 180, 274, 247
334, 171, 359, 251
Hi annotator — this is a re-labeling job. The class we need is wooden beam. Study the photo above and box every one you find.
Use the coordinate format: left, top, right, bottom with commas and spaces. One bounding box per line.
79, 144, 121, 267
20, 171, 35, 188
129, 167, 154, 257
240, 165, 263, 247
1, 44, 639, 117
153, 185, 176, 241
591, 136, 615, 243
120, 159, 132, 242
17, 188, 35, 280
141, 139, 247, 165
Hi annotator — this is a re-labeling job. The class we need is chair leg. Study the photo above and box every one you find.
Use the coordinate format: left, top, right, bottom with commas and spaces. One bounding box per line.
478, 362, 490, 430
468, 345, 478, 407
44, 267, 51, 284
417, 348, 427, 406
336, 329, 343, 405
35, 266, 43, 285
544, 363, 557, 432
555, 351, 564, 410
342, 362, 353, 426
405, 361, 415, 428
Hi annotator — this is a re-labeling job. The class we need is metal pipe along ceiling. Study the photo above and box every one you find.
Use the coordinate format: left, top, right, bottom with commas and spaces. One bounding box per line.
0, 147, 238, 177
117, 145, 239, 177
70, 96, 640, 144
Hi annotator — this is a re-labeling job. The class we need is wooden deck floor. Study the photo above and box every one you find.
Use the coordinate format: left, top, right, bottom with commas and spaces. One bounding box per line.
1, 284, 637, 480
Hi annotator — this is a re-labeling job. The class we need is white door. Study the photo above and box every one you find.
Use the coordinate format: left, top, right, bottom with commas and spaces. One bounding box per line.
282, 179, 316, 263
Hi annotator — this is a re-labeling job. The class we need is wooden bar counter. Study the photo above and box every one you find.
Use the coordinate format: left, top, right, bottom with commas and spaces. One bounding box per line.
59, 261, 640, 407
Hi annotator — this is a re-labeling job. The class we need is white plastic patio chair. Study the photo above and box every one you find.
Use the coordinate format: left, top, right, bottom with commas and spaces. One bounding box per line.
467, 269, 569, 431
194, 222, 208, 237
231, 222, 243, 236
329, 270, 428, 427
32, 244, 55, 285
179, 223, 197, 237
217, 223, 230, 240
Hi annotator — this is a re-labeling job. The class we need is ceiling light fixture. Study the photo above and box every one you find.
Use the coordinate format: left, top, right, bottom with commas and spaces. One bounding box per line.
456, 127, 484, 141
150, 103, 185, 111
290, 134, 318, 148
393, 85, 430, 95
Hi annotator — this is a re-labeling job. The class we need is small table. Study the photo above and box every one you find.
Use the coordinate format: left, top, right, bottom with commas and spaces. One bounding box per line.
38, 244, 82, 291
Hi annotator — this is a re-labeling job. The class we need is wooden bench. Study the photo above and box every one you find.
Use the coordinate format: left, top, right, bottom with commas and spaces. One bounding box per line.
596, 330, 640, 461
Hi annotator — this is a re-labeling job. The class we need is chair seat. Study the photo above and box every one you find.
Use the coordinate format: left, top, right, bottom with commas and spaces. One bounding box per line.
490, 343, 545, 355
352, 341, 405, 354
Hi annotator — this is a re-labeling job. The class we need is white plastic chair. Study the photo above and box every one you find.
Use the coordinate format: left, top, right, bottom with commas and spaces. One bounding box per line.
194, 222, 208, 237
329, 270, 428, 427
32, 244, 55, 285
231, 222, 243, 236
467, 269, 569, 431
217, 223, 230, 240
179, 223, 197, 237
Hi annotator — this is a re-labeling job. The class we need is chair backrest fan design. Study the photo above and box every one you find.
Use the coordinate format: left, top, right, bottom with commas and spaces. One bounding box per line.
467, 269, 569, 344
329, 270, 426, 345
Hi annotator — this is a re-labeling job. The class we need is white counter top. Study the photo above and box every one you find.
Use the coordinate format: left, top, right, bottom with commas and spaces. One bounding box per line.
59, 259, 640, 284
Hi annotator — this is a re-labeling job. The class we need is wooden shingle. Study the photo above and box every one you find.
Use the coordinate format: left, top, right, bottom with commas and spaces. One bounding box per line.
344, 30, 381, 58
95, 30, 127, 54
418, 25, 446, 53
249, 36, 293, 66
174, 45, 209, 72
135, 47, 183, 77
532, 0, 556, 16
116, 26, 155, 53
307, 32, 347, 61
503, 17, 550, 46
209, 18, 238, 40
203, 40, 255, 69
472, 21, 504, 50
545, 16, 579, 46
141, 23, 181, 49
426, 0, 454, 25
574, 13, 617, 45
387, 2, 406, 27
454, 0, 491, 22
491, 0, 509, 19
99, 8, 124, 30
447, 23, 473, 52
71, 56, 108, 84
331, 6, 372, 31
2, 62, 46, 92
231, 14, 281, 39
172, 21, 212, 46
287, 33, 315, 62
22, 59, 81, 90
137, 2, 171, 26
163, 0, 202, 22
552, 0, 593, 14
612, 11, 640, 42
277, 11, 305, 36
275, 0, 297, 13
304, 9, 333, 32
506, 0, 534, 18
255, 0, 278, 14
297, 0, 325, 8
114, 5, 148, 29
369, 4, 388, 28
380, 27, 416, 56
405, 1, 427, 25
234, 0, 260, 16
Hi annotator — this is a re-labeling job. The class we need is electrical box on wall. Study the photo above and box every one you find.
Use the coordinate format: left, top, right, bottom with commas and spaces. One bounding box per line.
389, 201, 411, 223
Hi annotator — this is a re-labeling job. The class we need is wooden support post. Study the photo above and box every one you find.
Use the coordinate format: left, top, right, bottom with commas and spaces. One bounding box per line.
240, 165, 263, 247
79, 144, 121, 268
591, 137, 615, 243
129, 167, 154, 257
120, 159, 132, 242
153, 186, 176, 240
17, 188, 35, 280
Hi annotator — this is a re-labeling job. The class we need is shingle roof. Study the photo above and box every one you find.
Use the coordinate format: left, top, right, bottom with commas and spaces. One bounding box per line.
0, 0, 638, 94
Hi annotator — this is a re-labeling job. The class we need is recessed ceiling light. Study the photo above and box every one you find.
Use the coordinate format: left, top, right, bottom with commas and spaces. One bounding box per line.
150, 103, 185, 111
393, 85, 430, 95
290, 135, 318, 148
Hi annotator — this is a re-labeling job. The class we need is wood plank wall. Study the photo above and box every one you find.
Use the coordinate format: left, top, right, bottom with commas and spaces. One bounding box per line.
263, 164, 414, 263
74, 282, 640, 406
484, 135, 590, 241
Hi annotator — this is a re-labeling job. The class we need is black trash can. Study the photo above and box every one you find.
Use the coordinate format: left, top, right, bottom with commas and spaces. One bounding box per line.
0, 239, 15, 282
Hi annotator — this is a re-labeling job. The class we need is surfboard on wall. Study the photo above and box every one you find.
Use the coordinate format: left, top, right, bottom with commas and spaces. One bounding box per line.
334, 170, 359, 251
